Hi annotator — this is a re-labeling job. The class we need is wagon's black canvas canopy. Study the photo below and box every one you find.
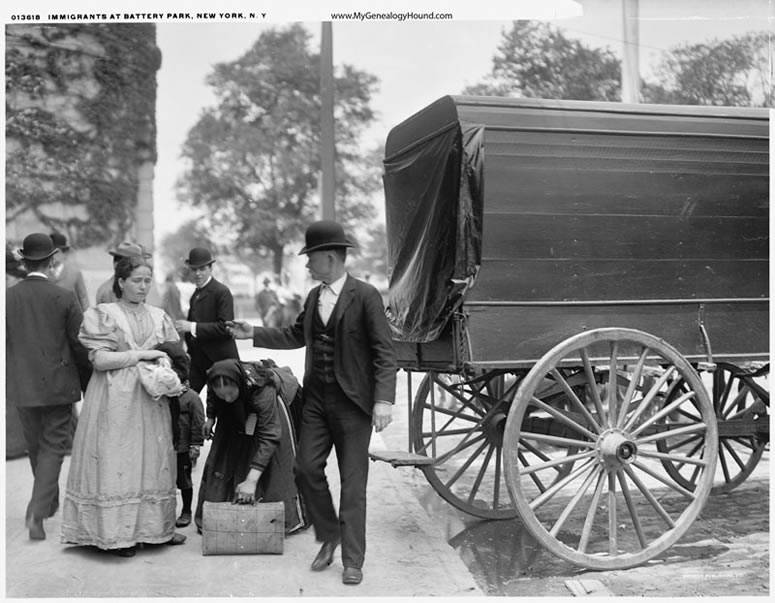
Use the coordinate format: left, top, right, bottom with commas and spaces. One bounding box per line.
383, 98, 484, 342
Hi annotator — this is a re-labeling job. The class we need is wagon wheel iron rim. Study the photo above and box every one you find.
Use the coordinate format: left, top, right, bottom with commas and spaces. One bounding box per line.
411, 371, 520, 519
503, 328, 718, 570
656, 362, 768, 494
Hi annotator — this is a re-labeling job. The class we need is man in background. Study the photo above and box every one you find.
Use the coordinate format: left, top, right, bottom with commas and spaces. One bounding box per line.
175, 248, 239, 393
49, 232, 89, 313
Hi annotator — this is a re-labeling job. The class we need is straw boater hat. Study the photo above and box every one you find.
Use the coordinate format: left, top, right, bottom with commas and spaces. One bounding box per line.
298, 221, 356, 255
108, 241, 152, 259
184, 248, 215, 269
17, 233, 59, 261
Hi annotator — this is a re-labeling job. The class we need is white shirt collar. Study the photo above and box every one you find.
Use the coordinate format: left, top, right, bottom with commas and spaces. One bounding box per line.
323, 273, 347, 296
27, 272, 48, 279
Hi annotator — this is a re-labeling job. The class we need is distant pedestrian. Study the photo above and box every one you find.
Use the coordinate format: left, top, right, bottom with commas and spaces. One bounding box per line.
6, 233, 92, 541
154, 341, 204, 529
161, 272, 185, 322
95, 241, 152, 305
255, 277, 280, 325
49, 232, 90, 313
175, 248, 240, 393
61, 255, 186, 557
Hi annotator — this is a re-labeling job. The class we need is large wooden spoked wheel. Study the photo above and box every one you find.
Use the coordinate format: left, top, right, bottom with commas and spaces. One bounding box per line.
503, 328, 719, 570
411, 371, 520, 519
657, 362, 769, 494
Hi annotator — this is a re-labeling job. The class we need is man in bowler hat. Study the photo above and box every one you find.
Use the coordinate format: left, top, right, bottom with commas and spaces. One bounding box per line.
176, 248, 240, 392
6, 233, 92, 540
49, 232, 90, 313
229, 220, 397, 585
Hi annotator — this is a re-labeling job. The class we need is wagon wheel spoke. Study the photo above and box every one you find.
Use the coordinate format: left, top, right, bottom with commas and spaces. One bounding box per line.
720, 386, 751, 420
607, 471, 617, 555
519, 439, 576, 474
549, 368, 604, 434
549, 462, 599, 537
663, 433, 702, 453
443, 437, 489, 489
578, 469, 607, 554
529, 459, 598, 510
518, 450, 548, 494
623, 465, 676, 528
617, 470, 647, 549
581, 349, 608, 426
727, 436, 757, 452
616, 347, 649, 428
720, 438, 751, 472
631, 460, 696, 500
607, 342, 619, 429
623, 366, 677, 432
467, 444, 496, 506
416, 402, 481, 423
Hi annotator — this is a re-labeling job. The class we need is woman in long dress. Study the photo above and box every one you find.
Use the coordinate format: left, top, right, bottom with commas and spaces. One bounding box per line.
194, 359, 307, 534
61, 256, 185, 556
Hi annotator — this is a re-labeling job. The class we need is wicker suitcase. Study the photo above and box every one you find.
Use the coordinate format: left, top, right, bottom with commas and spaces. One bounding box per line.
201, 501, 285, 555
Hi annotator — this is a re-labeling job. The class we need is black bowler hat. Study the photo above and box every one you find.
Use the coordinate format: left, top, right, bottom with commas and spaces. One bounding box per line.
50, 232, 70, 251
184, 247, 215, 268
298, 220, 355, 255
17, 233, 59, 261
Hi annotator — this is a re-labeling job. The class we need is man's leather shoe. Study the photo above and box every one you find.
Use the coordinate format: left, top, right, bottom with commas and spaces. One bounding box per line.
342, 567, 363, 585
175, 512, 192, 528
310, 540, 339, 571
27, 516, 45, 541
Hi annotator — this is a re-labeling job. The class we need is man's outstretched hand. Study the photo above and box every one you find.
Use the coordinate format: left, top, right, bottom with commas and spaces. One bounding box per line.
226, 320, 254, 340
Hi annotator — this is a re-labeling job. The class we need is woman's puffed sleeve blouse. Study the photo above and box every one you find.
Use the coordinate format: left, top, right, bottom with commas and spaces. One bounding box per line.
79, 305, 140, 371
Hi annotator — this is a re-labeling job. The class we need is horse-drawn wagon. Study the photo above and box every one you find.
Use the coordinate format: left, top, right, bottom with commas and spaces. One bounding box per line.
372, 95, 769, 569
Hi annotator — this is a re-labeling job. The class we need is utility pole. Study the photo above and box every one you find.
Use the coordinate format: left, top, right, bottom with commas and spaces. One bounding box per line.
320, 21, 336, 220
622, 0, 640, 103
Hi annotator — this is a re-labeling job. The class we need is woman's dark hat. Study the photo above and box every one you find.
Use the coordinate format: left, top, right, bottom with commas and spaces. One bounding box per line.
184, 247, 215, 268
17, 233, 59, 261
298, 220, 355, 255
50, 232, 70, 251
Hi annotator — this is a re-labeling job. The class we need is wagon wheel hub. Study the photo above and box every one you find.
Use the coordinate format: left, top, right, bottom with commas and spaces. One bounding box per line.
596, 428, 638, 468
484, 411, 508, 447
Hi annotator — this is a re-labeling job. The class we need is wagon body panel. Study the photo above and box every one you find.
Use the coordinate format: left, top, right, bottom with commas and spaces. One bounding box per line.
383, 96, 769, 370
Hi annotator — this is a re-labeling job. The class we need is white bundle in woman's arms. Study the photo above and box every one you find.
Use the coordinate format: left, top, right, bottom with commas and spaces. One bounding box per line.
138, 356, 184, 399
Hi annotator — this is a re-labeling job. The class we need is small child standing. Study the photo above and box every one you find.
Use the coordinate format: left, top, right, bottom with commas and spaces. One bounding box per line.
155, 341, 205, 528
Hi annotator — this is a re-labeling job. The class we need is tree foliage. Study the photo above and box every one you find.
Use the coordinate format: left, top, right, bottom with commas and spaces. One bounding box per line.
5, 24, 160, 246
643, 31, 772, 107
464, 20, 621, 101
176, 24, 382, 276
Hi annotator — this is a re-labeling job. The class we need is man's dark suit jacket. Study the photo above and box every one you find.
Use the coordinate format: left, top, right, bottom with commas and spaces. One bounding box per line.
185, 276, 240, 370
6, 275, 92, 406
252, 275, 396, 415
